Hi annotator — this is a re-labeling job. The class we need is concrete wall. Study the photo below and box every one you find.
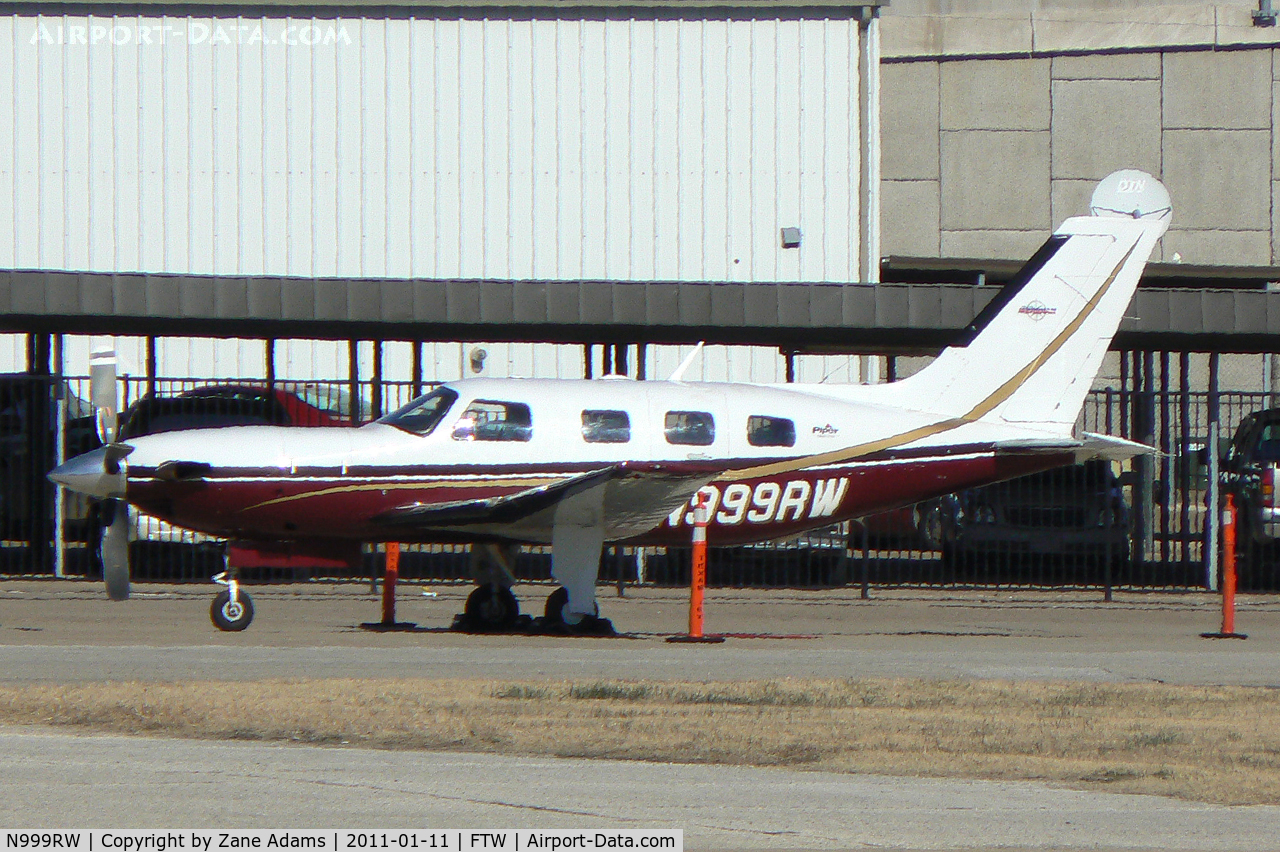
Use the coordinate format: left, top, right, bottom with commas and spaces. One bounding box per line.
879, 3, 1280, 266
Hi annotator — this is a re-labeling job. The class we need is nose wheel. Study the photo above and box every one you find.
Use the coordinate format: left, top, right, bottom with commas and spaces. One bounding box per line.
211, 571, 254, 631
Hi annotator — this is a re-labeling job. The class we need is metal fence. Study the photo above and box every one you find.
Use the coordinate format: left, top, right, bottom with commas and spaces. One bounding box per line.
5, 371, 1276, 591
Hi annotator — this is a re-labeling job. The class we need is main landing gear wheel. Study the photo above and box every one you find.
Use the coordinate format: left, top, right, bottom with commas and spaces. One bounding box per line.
464, 585, 520, 631
211, 589, 254, 631
543, 586, 612, 635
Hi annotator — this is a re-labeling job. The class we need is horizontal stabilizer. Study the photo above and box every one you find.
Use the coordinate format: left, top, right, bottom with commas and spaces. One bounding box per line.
1075, 432, 1156, 462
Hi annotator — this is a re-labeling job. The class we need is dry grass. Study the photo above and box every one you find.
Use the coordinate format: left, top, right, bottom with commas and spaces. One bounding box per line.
2, 677, 1279, 806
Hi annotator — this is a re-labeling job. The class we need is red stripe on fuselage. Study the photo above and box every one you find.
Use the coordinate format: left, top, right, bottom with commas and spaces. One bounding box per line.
127, 450, 1074, 546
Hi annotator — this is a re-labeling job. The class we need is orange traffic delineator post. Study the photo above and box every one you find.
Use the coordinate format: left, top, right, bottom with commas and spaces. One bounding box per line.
668, 492, 725, 644
361, 542, 419, 631
1202, 493, 1248, 640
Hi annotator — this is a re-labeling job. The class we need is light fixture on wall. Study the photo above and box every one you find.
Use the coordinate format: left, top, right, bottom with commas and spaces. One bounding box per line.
469, 347, 488, 374
1254, 0, 1276, 26
780, 227, 802, 249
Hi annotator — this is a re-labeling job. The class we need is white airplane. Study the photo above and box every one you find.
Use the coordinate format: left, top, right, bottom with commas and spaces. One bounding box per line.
51, 170, 1171, 632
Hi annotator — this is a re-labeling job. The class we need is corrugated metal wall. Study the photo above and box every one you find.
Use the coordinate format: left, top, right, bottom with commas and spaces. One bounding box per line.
0, 12, 862, 284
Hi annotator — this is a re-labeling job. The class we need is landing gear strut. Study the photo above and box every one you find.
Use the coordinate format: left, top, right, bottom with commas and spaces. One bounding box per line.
211, 570, 254, 631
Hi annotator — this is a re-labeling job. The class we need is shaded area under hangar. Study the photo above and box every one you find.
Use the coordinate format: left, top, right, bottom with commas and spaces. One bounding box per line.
3, 264, 1280, 353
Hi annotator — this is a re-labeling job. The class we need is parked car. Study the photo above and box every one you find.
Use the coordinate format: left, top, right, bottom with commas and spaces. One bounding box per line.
1219, 409, 1280, 545
941, 460, 1130, 574
117, 382, 364, 440
852, 497, 957, 552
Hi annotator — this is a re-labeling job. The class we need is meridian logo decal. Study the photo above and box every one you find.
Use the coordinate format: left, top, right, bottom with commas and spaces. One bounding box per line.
1018, 301, 1057, 321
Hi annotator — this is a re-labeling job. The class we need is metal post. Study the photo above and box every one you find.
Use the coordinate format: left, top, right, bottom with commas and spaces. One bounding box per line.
1206, 352, 1221, 591
860, 515, 871, 599
265, 339, 276, 393
145, 337, 157, 399
1119, 350, 1130, 439
1206, 431, 1220, 592
1159, 351, 1171, 566
348, 339, 361, 425
53, 334, 65, 579
412, 341, 424, 397
857, 6, 881, 287
1179, 352, 1192, 566
371, 340, 383, 420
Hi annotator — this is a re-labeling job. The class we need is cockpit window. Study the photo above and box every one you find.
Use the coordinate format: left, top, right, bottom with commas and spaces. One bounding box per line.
582, 410, 630, 443
452, 400, 533, 442
747, 415, 796, 447
378, 387, 458, 435
665, 411, 715, 446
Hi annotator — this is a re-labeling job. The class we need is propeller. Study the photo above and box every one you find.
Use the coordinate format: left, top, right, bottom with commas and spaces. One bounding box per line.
89, 342, 130, 601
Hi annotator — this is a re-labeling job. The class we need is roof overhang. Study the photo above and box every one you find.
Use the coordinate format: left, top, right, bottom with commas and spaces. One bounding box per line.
3, 269, 1280, 354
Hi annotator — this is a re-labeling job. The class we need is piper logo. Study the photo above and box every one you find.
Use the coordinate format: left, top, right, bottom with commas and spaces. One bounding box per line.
1018, 301, 1056, 321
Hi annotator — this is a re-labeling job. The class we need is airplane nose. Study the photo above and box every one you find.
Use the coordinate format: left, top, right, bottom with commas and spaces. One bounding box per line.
49, 447, 128, 499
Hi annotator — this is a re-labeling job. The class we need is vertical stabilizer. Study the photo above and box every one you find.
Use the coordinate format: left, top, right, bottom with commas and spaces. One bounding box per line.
884, 171, 1170, 434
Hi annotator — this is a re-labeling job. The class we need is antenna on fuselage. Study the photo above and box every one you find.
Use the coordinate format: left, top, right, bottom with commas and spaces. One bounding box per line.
667, 342, 705, 383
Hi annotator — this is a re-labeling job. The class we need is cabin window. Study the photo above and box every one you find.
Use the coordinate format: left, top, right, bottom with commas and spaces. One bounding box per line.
452, 400, 533, 442
747, 415, 796, 448
378, 387, 459, 436
665, 410, 715, 446
582, 410, 631, 444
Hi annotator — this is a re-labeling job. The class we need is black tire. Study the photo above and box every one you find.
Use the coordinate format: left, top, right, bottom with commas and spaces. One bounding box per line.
211, 589, 254, 631
543, 586, 599, 624
543, 586, 569, 623
464, 585, 520, 630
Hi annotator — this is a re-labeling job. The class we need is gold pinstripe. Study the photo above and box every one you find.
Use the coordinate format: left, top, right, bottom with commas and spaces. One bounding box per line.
718, 240, 1138, 481
240, 476, 564, 512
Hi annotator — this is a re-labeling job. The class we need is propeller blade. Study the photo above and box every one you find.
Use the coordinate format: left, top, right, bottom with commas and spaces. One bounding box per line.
89, 343, 118, 445
100, 498, 131, 601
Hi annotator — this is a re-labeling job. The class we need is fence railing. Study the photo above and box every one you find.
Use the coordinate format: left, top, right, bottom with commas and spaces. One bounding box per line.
2, 374, 1272, 591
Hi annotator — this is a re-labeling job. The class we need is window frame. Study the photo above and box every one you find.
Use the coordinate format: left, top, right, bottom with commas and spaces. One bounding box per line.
664, 410, 716, 446
581, 409, 631, 444
377, 387, 459, 436
450, 399, 533, 443
746, 414, 797, 448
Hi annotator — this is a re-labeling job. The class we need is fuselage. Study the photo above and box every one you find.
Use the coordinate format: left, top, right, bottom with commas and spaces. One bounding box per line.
107, 376, 1076, 547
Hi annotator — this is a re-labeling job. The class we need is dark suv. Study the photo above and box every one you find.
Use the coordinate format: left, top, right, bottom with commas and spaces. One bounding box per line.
942, 460, 1131, 575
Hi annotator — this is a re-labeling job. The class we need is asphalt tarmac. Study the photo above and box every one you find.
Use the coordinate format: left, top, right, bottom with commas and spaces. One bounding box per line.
3, 579, 1279, 849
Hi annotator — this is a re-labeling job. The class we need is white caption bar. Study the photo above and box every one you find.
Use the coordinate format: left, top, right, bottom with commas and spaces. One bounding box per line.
2, 833, 682, 852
